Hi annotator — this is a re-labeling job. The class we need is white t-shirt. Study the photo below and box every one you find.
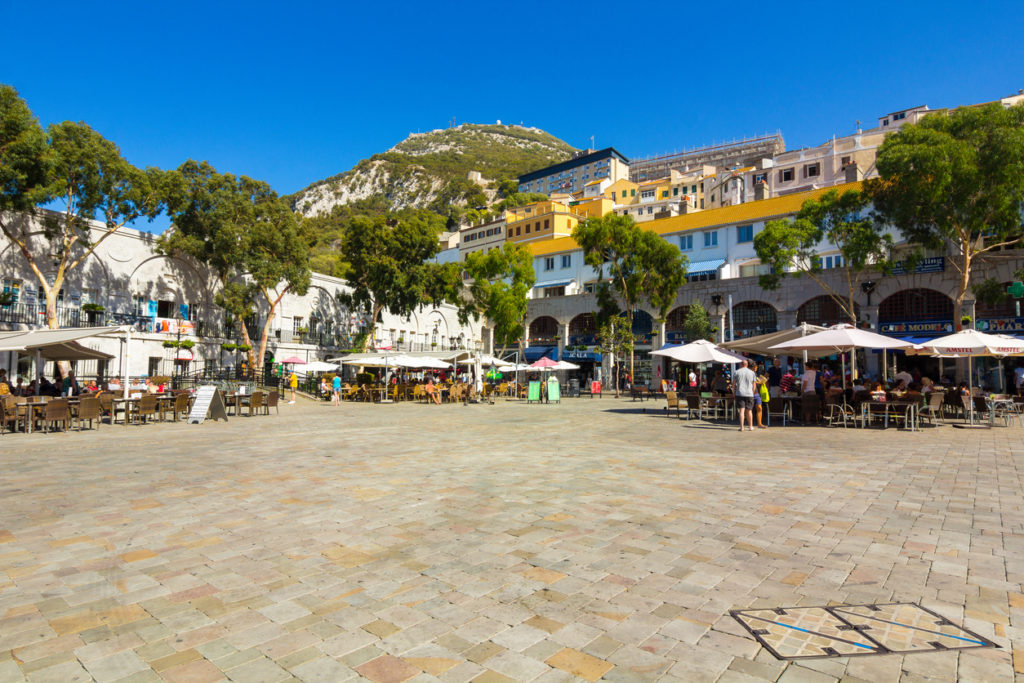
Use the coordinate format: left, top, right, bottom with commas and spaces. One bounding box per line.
801, 369, 817, 393
894, 370, 913, 386
733, 367, 756, 397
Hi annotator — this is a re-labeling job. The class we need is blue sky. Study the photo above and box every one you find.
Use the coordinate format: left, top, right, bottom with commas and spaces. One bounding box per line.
4, 1, 1023, 233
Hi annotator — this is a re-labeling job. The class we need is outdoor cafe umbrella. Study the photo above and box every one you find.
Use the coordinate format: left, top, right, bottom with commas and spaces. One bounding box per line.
910, 329, 1024, 426
277, 356, 306, 365
651, 339, 747, 364
769, 324, 912, 390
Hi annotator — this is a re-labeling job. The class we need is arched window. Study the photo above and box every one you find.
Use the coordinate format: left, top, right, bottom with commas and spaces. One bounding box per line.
797, 296, 859, 327
528, 316, 559, 343
878, 289, 953, 322
665, 306, 689, 332
728, 301, 777, 338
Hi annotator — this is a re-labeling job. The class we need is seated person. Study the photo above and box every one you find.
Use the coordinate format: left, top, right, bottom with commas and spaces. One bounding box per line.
906, 382, 923, 398
823, 379, 844, 397
425, 378, 441, 404
870, 382, 887, 402
852, 376, 867, 393
920, 377, 934, 394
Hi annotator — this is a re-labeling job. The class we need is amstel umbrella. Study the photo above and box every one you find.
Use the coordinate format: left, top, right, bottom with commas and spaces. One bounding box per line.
769, 324, 912, 389
912, 329, 1024, 426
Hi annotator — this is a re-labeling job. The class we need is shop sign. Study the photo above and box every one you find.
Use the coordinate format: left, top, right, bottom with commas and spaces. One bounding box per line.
977, 317, 1024, 333
879, 320, 954, 335
890, 256, 945, 275
563, 349, 601, 362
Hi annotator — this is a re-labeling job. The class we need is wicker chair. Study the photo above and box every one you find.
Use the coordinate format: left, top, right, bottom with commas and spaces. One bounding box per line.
1, 396, 22, 434
132, 395, 158, 424
172, 392, 191, 421
76, 396, 101, 431
247, 391, 264, 416
664, 391, 681, 418
44, 398, 70, 432
265, 390, 279, 415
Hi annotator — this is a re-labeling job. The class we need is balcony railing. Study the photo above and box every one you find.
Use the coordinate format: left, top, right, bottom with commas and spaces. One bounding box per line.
0, 303, 103, 328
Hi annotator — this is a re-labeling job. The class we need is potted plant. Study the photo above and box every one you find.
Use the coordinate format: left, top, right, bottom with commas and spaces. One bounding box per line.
0, 291, 14, 307
81, 302, 105, 324
961, 315, 973, 329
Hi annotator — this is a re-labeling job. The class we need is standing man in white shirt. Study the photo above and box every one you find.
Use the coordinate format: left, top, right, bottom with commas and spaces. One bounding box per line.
733, 359, 756, 432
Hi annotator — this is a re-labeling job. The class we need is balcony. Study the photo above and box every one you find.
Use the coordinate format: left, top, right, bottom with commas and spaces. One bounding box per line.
0, 303, 102, 328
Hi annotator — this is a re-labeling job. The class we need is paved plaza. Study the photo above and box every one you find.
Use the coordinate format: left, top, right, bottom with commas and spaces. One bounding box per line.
0, 397, 1021, 682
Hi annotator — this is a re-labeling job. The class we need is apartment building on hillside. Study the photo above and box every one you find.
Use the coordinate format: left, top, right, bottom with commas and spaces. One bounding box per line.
517, 147, 630, 195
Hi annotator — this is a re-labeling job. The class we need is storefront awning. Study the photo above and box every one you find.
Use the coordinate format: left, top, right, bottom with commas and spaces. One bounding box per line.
524, 346, 558, 361
533, 279, 573, 289
686, 258, 725, 276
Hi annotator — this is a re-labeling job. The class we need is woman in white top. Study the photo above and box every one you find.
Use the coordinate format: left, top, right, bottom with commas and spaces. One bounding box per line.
801, 362, 817, 394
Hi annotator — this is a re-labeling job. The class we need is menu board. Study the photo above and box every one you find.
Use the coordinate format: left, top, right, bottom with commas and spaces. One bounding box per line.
187, 385, 228, 424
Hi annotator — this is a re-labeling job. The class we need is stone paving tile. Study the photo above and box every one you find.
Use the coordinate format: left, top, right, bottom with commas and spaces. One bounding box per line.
1, 399, 1021, 681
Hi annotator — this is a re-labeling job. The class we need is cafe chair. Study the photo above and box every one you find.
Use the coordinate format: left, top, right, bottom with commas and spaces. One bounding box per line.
0, 396, 23, 434
172, 393, 191, 421
44, 398, 70, 433
766, 396, 790, 427
132, 395, 158, 424
921, 392, 945, 426
76, 396, 101, 431
247, 391, 264, 416
265, 390, 279, 415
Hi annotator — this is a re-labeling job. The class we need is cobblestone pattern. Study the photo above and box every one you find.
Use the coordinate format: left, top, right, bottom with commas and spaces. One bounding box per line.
0, 399, 1020, 682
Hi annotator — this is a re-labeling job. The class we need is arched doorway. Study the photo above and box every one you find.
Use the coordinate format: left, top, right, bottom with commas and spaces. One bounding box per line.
568, 313, 596, 346
797, 295, 860, 327
727, 301, 777, 339
665, 305, 689, 343
877, 288, 954, 335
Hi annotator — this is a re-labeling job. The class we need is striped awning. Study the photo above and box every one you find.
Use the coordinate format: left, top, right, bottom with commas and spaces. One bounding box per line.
686, 258, 725, 276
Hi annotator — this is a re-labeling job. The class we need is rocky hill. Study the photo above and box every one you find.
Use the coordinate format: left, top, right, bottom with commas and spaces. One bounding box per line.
291, 124, 576, 216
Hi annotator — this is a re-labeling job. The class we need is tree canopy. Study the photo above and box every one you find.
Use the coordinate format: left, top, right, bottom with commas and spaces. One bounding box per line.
754, 188, 892, 325
160, 160, 310, 370
573, 213, 687, 380
337, 210, 452, 349
457, 243, 536, 354
684, 300, 715, 342
867, 102, 1024, 327
0, 85, 165, 328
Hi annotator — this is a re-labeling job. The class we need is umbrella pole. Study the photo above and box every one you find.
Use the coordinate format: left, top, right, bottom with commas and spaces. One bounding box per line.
969, 356, 975, 426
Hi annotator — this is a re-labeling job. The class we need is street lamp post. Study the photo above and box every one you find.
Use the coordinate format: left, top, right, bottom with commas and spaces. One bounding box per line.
174, 309, 183, 388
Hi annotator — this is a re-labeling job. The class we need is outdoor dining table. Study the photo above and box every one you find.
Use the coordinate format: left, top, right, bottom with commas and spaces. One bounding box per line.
13, 401, 48, 434
701, 395, 735, 421
859, 400, 919, 431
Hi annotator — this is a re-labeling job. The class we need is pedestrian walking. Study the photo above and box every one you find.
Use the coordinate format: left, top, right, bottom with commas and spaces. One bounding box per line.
332, 374, 341, 406
288, 371, 298, 404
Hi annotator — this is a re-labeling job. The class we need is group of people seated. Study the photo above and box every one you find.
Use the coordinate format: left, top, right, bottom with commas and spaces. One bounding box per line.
0, 367, 169, 399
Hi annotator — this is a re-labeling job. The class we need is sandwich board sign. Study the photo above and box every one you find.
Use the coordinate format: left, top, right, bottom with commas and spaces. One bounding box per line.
188, 385, 229, 424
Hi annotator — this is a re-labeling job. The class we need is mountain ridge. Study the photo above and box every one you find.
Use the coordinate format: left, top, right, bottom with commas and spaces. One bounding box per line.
290, 123, 577, 217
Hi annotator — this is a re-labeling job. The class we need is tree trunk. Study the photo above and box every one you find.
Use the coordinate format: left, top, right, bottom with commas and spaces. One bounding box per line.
954, 244, 972, 332
239, 324, 255, 378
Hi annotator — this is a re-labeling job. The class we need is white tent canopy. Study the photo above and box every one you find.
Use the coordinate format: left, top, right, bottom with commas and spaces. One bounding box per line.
652, 339, 747, 364
721, 323, 830, 357
297, 361, 340, 374
769, 324, 912, 389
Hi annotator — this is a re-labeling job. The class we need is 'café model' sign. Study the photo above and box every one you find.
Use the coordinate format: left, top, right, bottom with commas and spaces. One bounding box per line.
879, 320, 954, 334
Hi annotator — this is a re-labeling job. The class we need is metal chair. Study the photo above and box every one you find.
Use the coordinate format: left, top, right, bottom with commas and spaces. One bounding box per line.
766, 396, 790, 426
822, 395, 854, 428
921, 391, 945, 426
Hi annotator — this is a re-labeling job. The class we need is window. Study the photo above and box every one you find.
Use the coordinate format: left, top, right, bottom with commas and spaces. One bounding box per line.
544, 257, 555, 271
704, 231, 718, 247
692, 185, 697, 194
737, 225, 753, 243
516, 226, 521, 236
804, 163, 820, 178
841, 156, 851, 167
561, 254, 571, 268
293, 316, 303, 334
661, 190, 669, 198
894, 112, 906, 121
640, 189, 655, 200
544, 219, 549, 230
754, 173, 766, 184
630, 189, 636, 196
673, 187, 679, 196
1, 279, 20, 304
525, 224, 531, 234
647, 207, 653, 214
882, 119, 889, 126
543, 286, 565, 298
779, 168, 794, 182
825, 256, 832, 269
507, 228, 513, 238
680, 235, 693, 251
